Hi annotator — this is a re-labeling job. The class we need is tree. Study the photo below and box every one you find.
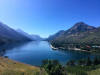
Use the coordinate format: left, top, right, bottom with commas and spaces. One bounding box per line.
86, 57, 92, 66
77, 59, 86, 66
66, 60, 75, 66
93, 57, 100, 65
42, 60, 67, 75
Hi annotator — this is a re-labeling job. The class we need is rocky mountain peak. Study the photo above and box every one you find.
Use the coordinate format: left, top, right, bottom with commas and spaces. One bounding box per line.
66, 22, 96, 34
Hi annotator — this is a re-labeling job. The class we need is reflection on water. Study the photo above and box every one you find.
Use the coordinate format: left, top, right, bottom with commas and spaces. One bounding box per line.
0, 42, 29, 56
0, 41, 100, 66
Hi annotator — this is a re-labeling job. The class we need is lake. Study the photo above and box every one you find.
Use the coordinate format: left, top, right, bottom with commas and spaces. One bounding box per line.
0, 41, 100, 66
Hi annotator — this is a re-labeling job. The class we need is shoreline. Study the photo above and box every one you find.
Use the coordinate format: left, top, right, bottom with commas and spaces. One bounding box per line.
50, 44, 59, 50
50, 44, 93, 52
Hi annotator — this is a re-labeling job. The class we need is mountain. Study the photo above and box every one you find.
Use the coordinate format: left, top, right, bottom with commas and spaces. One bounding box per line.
50, 22, 100, 48
65, 22, 96, 34
46, 30, 65, 41
17, 29, 43, 41
16, 29, 35, 40
31, 34, 43, 41
48, 22, 96, 41
0, 22, 32, 44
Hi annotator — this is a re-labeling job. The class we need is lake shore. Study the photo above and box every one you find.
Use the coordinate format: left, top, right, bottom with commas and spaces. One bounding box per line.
50, 44, 93, 52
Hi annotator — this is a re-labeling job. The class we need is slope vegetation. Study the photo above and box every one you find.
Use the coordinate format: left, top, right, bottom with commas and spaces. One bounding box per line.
0, 57, 47, 75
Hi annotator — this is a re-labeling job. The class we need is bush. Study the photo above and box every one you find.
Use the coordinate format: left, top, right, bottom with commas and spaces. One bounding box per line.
66, 60, 75, 66
66, 66, 87, 75
42, 60, 67, 75
86, 57, 92, 66
77, 59, 86, 66
93, 57, 100, 65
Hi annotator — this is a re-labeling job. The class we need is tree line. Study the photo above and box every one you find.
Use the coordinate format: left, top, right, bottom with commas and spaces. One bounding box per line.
41, 57, 100, 75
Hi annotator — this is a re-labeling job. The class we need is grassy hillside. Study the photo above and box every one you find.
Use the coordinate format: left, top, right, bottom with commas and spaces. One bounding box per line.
52, 27, 100, 44
50, 23, 100, 52
88, 68, 100, 75
66, 65, 100, 75
0, 57, 100, 75
0, 57, 47, 75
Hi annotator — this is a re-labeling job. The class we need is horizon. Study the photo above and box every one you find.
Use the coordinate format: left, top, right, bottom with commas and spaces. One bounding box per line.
0, 0, 100, 38
0, 21, 99, 38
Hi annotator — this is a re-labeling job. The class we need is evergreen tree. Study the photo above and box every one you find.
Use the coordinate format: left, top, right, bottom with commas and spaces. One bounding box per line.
42, 60, 66, 75
78, 59, 86, 66
86, 57, 92, 66
66, 60, 75, 66
93, 57, 100, 65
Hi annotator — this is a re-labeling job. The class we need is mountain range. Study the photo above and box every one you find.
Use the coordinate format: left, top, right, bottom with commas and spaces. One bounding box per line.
16, 29, 43, 41
0, 22, 42, 44
48, 22, 100, 46
0, 21, 100, 46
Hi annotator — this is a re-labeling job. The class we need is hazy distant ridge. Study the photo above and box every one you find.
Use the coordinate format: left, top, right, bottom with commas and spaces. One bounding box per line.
16, 29, 43, 41
0, 22, 32, 44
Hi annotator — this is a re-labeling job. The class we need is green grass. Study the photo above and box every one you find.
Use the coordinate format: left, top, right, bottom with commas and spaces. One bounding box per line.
66, 65, 100, 75
88, 68, 100, 75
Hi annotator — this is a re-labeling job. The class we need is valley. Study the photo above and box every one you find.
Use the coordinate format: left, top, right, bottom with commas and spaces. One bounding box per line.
0, 22, 100, 75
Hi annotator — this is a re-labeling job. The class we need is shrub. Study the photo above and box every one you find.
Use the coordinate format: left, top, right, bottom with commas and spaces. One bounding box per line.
42, 60, 67, 75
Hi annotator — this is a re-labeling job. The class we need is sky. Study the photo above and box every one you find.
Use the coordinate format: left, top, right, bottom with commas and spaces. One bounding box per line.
0, 0, 100, 38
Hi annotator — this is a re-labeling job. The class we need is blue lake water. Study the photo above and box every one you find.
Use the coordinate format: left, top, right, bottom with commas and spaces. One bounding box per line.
0, 41, 100, 66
